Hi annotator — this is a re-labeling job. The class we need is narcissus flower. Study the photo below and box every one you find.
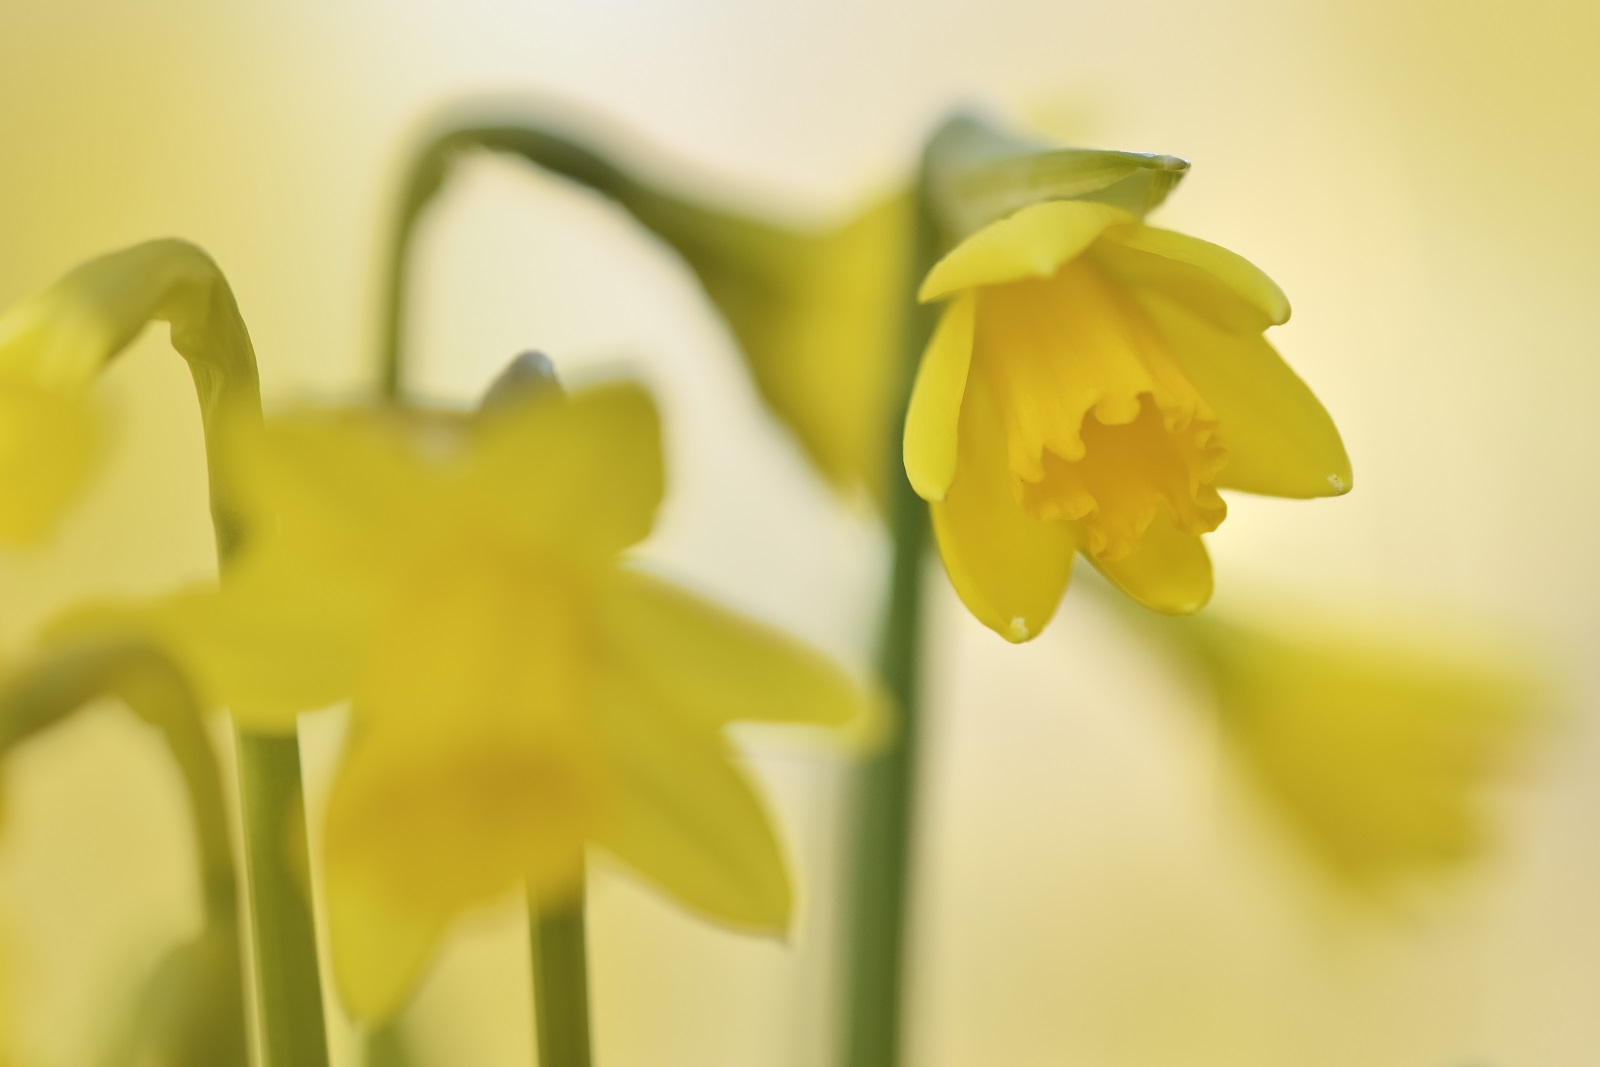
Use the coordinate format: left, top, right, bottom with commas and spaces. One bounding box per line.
1185, 610, 1541, 881
640, 193, 913, 501
904, 200, 1350, 638
0, 285, 109, 545
0, 239, 260, 546
143, 382, 867, 1021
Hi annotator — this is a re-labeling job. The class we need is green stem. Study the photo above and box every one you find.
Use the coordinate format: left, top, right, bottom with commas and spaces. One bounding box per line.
188, 296, 330, 1067
235, 731, 329, 1066
529, 881, 594, 1067
840, 179, 940, 1067
381, 139, 600, 1065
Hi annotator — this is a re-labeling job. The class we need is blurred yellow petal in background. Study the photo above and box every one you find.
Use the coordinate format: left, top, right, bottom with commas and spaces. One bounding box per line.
1185, 606, 1544, 881
0, 385, 101, 549
912, 198, 1349, 634
644, 192, 913, 503
148, 378, 869, 1022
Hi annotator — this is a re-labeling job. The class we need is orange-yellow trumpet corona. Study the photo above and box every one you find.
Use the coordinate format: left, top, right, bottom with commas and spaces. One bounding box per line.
904, 200, 1350, 638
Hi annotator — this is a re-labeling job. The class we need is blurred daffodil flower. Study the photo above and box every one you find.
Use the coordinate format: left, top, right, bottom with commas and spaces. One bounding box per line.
133, 380, 868, 1022
1184, 609, 1542, 881
0, 239, 261, 548
905, 199, 1350, 638
383, 114, 913, 501
639, 193, 913, 501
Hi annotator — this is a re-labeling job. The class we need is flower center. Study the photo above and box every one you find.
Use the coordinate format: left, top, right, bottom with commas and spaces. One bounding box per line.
1019, 395, 1227, 560
974, 256, 1229, 561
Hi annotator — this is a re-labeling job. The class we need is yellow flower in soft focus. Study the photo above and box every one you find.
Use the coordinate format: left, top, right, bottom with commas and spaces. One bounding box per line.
904, 200, 1351, 638
0, 290, 106, 546
0, 238, 260, 547
1189, 611, 1540, 881
642, 192, 912, 501
151, 381, 866, 1022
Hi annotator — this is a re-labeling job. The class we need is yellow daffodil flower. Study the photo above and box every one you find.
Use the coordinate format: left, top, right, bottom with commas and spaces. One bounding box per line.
0, 288, 107, 546
1186, 610, 1541, 881
138, 381, 867, 1022
0, 239, 260, 547
904, 200, 1350, 638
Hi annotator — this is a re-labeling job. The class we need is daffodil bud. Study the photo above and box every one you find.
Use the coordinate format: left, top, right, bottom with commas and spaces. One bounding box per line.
478, 349, 564, 416
923, 112, 1190, 245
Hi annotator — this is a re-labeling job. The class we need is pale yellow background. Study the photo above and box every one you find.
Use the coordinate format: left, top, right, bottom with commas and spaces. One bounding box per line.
0, 0, 1596, 1064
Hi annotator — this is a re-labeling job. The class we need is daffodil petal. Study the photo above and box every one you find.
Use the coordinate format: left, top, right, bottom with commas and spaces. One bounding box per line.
593, 671, 792, 930
931, 375, 1076, 642
468, 381, 664, 559
599, 569, 865, 730
0, 381, 102, 546
185, 574, 362, 728
324, 721, 596, 1020
903, 294, 976, 502
242, 412, 448, 548
1142, 295, 1351, 498
325, 854, 454, 1024
1089, 512, 1213, 615
1100, 224, 1291, 328
37, 584, 347, 730
919, 200, 1134, 302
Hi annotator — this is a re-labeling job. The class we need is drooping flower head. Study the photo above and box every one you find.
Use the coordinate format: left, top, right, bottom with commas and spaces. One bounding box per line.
0, 239, 260, 547
135, 379, 868, 1021
905, 200, 1350, 639
0, 277, 111, 545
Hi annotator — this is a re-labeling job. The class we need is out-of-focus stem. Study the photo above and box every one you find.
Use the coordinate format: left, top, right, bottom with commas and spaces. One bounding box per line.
840, 177, 940, 1067
198, 363, 329, 1067
530, 880, 594, 1067
235, 730, 329, 1066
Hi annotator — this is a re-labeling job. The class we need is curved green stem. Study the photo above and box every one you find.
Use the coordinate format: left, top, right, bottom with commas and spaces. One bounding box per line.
0, 638, 250, 1067
0, 238, 329, 1064
381, 132, 605, 1061
839, 178, 940, 1067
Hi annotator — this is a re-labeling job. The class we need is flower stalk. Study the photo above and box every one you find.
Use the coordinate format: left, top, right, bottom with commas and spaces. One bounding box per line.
840, 171, 941, 1067
0, 637, 250, 1066
0, 240, 330, 1065
530, 882, 594, 1067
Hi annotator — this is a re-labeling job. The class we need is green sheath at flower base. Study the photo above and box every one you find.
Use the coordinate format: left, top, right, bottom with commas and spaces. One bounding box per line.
922, 113, 1192, 244
0, 239, 262, 550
